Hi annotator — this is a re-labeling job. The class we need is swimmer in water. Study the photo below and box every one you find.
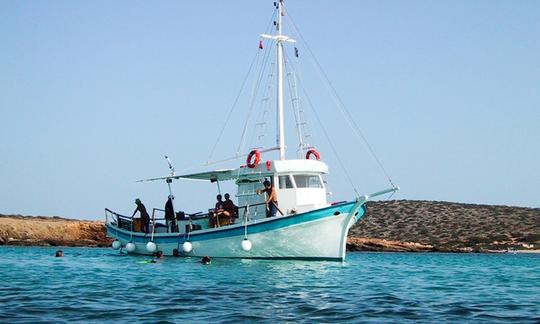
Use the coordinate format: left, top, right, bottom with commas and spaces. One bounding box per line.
55, 250, 63, 257
148, 251, 164, 263
201, 256, 211, 265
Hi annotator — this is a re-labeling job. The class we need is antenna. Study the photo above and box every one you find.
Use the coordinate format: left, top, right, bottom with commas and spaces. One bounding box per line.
164, 155, 175, 177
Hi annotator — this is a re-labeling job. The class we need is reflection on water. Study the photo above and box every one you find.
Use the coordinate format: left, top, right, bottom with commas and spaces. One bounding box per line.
0, 247, 539, 322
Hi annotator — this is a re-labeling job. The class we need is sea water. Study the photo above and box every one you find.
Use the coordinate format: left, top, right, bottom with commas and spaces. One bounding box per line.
0, 247, 538, 323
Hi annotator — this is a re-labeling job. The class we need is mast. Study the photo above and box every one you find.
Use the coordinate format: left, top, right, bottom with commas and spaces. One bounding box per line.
261, 1, 295, 160
276, 0, 285, 160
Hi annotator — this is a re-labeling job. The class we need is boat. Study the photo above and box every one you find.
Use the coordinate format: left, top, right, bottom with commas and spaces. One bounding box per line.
105, 0, 399, 261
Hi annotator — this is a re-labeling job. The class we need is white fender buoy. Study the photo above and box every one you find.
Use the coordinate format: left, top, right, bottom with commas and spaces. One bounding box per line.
111, 240, 121, 250
182, 241, 193, 253
125, 242, 136, 252
241, 238, 252, 252
146, 241, 157, 253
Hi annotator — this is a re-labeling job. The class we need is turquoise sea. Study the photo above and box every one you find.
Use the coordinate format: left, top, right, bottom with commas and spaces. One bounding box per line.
0, 247, 538, 323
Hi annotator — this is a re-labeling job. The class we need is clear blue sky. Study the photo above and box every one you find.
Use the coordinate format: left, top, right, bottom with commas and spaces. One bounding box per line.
1, 1, 538, 220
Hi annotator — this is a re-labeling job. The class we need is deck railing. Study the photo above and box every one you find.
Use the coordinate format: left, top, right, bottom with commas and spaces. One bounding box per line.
105, 202, 269, 234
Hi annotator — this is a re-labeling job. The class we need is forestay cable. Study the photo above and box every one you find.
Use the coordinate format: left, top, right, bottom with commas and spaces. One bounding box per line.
285, 50, 360, 197
285, 8, 396, 188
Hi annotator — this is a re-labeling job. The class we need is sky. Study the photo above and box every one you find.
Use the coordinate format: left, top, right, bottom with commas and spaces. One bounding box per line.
1, 1, 539, 220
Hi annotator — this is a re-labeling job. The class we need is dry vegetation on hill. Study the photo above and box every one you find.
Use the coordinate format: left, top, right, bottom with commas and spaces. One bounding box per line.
348, 200, 540, 252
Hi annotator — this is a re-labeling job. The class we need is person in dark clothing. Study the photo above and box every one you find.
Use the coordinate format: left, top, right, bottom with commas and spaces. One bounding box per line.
164, 195, 176, 232
201, 256, 211, 265
210, 194, 225, 228
132, 198, 150, 233
223, 193, 237, 223
215, 194, 224, 211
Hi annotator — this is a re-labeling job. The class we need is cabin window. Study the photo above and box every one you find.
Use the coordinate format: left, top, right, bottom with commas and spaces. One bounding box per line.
278, 175, 294, 189
293, 175, 322, 188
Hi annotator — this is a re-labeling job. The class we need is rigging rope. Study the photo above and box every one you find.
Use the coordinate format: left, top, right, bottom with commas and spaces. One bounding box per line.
286, 51, 361, 197
283, 56, 305, 157
237, 40, 276, 155
237, 8, 279, 156
206, 50, 261, 164
247, 65, 274, 152
207, 9, 278, 164
285, 7, 396, 188
300, 82, 361, 198
286, 52, 318, 154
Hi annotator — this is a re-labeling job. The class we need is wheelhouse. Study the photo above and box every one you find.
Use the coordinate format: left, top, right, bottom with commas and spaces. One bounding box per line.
235, 159, 329, 219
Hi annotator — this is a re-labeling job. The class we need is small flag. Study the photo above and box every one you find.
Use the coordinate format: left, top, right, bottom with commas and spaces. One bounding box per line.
259, 40, 264, 49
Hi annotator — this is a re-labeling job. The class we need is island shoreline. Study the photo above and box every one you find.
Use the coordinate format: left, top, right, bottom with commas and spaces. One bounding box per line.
1, 200, 538, 253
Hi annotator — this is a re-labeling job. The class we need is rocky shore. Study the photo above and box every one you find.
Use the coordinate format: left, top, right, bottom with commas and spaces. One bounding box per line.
0, 215, 111, 247
1, 200, 539, 252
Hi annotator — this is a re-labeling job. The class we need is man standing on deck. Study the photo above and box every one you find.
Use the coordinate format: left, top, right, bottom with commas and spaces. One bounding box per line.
257, 180, 279, 217
132, 198, 150, 233
164, 195, 176, 232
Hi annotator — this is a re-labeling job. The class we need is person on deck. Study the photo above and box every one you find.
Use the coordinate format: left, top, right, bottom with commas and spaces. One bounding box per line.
223, 193, 237, 224
164, 195, 176, 232
257, 180, 279, 217
133, 198, 150, 233
209, 194, 224, 228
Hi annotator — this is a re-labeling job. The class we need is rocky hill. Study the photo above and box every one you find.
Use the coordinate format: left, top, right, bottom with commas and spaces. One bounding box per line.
1, 200, 539, 252
348, 200, 540, 252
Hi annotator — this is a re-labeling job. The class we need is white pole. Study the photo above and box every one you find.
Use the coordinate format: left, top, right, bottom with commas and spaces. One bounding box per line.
276, 0, 286, 160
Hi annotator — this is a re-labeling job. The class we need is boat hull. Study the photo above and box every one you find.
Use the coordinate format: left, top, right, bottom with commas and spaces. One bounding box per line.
107, 200, 365, 261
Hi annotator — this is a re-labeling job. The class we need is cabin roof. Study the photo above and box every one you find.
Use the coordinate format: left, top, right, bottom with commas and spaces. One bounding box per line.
271, 159, 328, 174
138, 159, 328, 183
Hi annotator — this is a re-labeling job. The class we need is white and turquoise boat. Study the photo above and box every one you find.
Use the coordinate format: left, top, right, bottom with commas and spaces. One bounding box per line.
105, 1, 398, 261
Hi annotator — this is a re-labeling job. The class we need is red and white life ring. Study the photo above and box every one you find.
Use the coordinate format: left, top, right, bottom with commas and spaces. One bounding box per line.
246, 149, 261, 168
305, 148, 321, 161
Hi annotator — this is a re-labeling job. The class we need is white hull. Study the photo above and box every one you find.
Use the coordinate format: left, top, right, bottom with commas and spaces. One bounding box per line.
108, 201, 364, 261
190, 213, 353, 260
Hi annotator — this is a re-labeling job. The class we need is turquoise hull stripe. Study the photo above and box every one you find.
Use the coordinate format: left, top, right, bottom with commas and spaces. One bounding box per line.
190, 256, 342, 261
107, 201, 365, 244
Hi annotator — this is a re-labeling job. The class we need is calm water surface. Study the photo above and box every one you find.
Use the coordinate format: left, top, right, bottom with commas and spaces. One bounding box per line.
0, 247, 538, 323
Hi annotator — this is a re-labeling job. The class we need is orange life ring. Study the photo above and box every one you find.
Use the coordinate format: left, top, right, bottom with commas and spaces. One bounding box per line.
247, 150, 261, 168
305, 148, 321, 161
